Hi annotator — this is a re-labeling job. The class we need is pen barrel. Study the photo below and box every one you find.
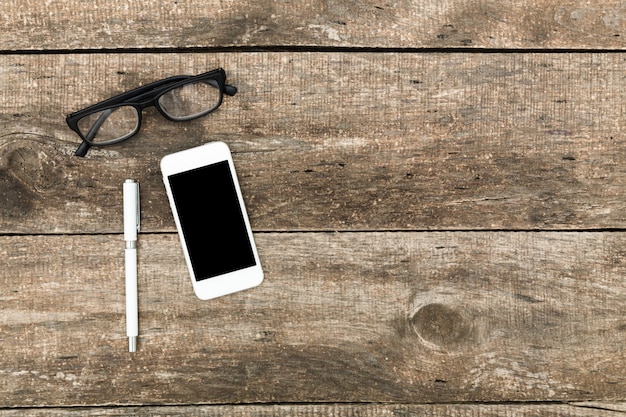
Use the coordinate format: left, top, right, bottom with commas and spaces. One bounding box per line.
125, 248, 138, 338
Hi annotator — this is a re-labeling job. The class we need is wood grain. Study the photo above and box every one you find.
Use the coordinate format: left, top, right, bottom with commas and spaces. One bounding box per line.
2, 1, 626, 50
1, 403, 626, 416
1, 52, 625, 234
1, 232, 624, 406
3, 0, 626, 412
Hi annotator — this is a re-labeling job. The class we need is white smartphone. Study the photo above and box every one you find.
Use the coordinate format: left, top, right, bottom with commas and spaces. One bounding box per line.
160, 141, 263, 300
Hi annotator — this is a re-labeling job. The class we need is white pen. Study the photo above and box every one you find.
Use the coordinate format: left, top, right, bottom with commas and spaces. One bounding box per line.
123, 179, 140, 352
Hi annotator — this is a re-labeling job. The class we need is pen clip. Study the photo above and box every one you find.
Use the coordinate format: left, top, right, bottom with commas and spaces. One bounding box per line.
135, 183, 140, 233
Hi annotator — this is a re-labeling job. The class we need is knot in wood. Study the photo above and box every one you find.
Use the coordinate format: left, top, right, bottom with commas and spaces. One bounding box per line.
410, 303, 472, 351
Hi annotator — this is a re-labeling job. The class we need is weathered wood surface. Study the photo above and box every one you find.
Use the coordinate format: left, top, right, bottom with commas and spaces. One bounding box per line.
2, 0, 626, 50
1, 52, 625, 234
3, 0, 626, 414
1, 232, 624, 406
1, 403, 626, 417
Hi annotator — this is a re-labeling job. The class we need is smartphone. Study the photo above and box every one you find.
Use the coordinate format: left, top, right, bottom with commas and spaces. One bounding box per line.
160, 141, 263, 300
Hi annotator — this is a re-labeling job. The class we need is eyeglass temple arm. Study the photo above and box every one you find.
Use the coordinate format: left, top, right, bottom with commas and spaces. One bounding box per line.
224, 84, 237, 96
205, 79, 237, 96
75, 109, 113, 157
69, 76, 191, 122
75, 141, 91, 157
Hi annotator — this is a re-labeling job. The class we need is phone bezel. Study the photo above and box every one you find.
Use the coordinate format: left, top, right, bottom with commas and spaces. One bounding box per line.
160, 141, 263, 300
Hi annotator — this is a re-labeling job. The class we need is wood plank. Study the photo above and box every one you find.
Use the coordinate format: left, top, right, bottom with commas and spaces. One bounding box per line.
1, 232, 624, 406
1, 403, 626, 416
1, 52, 625, 233
3, 1, 626, 50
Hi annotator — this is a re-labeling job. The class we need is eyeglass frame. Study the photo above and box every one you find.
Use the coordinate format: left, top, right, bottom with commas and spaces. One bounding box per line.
66, 68, 237, 157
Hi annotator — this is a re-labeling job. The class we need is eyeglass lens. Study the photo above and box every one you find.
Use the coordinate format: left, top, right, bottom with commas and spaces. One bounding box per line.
158, 80, 221, 121
77, 106, 140, 144
76, 79, 222, 144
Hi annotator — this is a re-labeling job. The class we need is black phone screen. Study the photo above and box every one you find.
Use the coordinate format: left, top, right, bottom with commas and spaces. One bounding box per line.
167, 160, 256, 281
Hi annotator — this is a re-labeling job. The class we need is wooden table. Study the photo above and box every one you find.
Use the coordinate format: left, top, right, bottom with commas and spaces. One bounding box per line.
1, 1, 625, 415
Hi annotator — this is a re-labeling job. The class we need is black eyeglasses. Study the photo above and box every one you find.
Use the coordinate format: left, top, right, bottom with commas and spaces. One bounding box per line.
66, 68, 237, 157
